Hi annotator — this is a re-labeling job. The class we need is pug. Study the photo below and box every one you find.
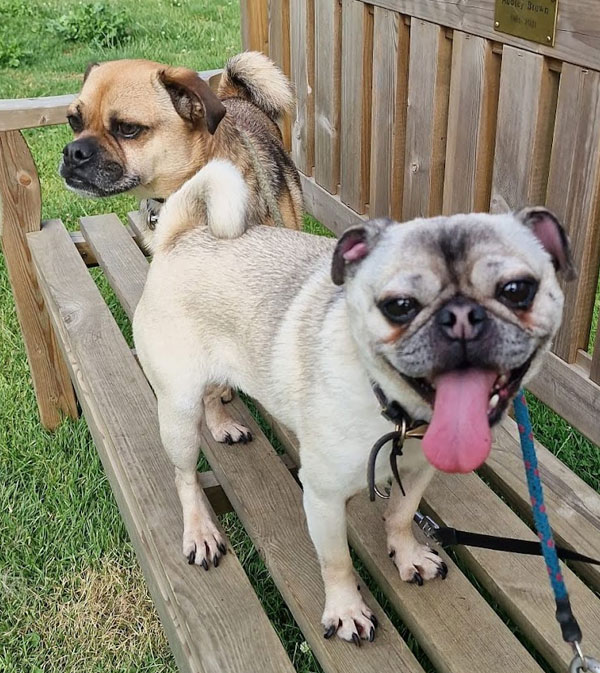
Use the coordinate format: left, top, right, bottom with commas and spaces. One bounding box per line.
133, 160, 572, 643
59, 51, 303, 446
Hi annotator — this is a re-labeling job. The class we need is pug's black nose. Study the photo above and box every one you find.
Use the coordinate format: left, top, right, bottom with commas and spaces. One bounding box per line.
63, 138, 97, 167
436, 299, 487, 341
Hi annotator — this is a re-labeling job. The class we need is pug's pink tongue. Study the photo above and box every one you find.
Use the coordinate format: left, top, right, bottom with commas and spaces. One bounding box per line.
422, 369, 497, 473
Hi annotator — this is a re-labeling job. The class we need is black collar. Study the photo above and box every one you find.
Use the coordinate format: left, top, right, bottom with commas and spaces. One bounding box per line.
371, 382, 418, 427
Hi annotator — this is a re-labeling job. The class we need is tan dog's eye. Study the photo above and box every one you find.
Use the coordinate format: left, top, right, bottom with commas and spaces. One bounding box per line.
114, 121, 144, 139
67, 114, 83, 133
496, 278, 538, 310
378, 297, 421, 324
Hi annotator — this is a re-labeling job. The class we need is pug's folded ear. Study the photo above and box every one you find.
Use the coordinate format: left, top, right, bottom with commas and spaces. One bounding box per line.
331, 219, 391, 285
516, 206, 576, 280
159, 67, 226, 134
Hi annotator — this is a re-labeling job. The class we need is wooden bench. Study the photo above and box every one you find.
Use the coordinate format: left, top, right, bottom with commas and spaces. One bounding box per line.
1, 1, 600, 671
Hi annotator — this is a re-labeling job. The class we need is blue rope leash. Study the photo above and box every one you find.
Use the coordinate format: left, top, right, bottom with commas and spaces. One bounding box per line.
513, 390, 582, 644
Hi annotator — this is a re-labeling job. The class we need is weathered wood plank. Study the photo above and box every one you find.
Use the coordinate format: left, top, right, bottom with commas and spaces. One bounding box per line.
0, 130, 77, 429
490, 47, 556, 213
28, 219, 296, 673
290, 0, 315, 175
256, 403, 543, 673
268, 0, 291, 149
80, 214, 148, 320
443, 32, 499, 214
424, 468, 600, 673
366, 0, 600, 73
369, 7, 409, 219
314, 0, 341, 194
199, 399, 426, 673
300, 173, 365, 236
241, 0, 269, 53
593, 339, 600, 384
547, 64, 600, 362
402, 20, 451, 220
340, 0, 373, 214
482, 415, 600, 590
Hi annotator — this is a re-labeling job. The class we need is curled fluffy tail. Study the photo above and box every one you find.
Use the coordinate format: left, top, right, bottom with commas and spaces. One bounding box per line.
153, 159, 249, 253
218, 51, 294, 121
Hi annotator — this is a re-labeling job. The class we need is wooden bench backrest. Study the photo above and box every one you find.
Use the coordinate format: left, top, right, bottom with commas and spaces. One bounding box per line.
241, 0, 600, 448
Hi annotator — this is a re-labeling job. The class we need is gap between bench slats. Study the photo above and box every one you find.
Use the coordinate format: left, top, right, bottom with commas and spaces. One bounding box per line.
79, 212, 426, 673
28, 219, 296, 673
82, 212, 541, 673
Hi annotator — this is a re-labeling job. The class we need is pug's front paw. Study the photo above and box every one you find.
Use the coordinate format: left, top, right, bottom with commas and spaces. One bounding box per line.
321, 586, 378, 644
388, 533, 448, 584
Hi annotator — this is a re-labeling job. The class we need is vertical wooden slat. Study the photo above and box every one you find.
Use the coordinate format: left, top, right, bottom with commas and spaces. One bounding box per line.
314, 0, 341, 194
443, 33, 499, 215
369, 8, 409, 218
340, 0, 373, 214
290, 0, 315, 175
268, 0, 291, 150
490, 47, 556, 213
402, 20, 451, 221
592, 337, 600, 383
547, 64, 600, 362
0, 130, 77, 429
241, 0, 269, 53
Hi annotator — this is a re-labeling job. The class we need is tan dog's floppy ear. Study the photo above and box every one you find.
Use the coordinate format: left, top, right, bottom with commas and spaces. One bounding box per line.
159, 67, 226, 134
83, 62, 99, 83
516, 207, 576, 280
331, 219, 390, 285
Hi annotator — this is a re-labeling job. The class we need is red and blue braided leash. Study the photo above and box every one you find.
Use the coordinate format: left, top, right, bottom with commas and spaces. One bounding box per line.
513, 390, 598, 671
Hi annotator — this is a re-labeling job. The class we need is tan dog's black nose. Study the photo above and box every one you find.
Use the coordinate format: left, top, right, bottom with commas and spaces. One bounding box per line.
63, 138, 97, 168
436, 299, 487, 341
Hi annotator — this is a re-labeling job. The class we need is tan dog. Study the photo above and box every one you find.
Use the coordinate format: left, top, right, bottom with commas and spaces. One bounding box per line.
60, 52, 303, 445
133, 161, 572, 641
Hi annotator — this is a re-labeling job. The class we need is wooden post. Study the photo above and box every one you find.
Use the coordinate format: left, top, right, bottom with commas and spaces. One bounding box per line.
240, 0, 269, 53
0, 130, 77, 429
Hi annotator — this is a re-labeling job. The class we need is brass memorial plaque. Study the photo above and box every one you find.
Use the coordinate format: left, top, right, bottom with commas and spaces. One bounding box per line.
494, 0, 558, 46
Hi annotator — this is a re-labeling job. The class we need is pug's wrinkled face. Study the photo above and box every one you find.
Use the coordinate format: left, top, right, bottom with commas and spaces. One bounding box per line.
332, 208, 573, 474
59, 59, 226, 199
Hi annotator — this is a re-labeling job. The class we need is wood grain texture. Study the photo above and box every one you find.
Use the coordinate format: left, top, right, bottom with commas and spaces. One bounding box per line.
482, 415, 600, 590
0, 130, 77, 429
547, 64, 600, 361
256, 403, 544, 673
79, 214, 149, 320
402, 20, 451, 220
340, 0, 373, 214
593, 339, 600, 384
490, 47, 556, 213
314, 0, 341, 194
268, 0, 291, 149
198, 399, 426, 673
367, 0, 600, 72
290, 0, 315, 174
300, 173, 365, 236
527, 350, 600, 447
424, 468, 600, 673
27, 219, 295, 673
369, 8, 408, 218
443, 32, 499, 214
241, 0, 269, 53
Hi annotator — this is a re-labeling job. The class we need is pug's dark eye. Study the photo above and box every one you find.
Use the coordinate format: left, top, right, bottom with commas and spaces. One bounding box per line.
67, 114, 83, 133
497, 278, 538, 309
114, 122, 143, 139
379, 297, 421, 324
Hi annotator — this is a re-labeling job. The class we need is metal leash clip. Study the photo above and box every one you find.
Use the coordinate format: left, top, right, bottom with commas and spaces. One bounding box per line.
413, 511, 441, 542
570, 642, 600, 673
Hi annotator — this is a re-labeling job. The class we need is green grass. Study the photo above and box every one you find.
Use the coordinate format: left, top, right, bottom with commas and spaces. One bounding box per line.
0, 1, 599, 671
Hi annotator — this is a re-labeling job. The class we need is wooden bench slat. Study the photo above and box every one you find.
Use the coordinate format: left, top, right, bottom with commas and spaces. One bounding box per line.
547, 64, 600, 362
258, 405, 544, 673
369, 7, 409, 219
482, 416, 600, 590
340, 0, 373, 214
27, 219, 296, 673
442, 32, 499, 214
290, 0, 315, 175
314, 0, 341, 195
402, 20, 451, 220
490, 47, 555, 213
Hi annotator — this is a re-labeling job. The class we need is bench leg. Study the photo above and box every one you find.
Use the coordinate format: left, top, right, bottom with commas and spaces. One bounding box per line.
0, 129, 77, 429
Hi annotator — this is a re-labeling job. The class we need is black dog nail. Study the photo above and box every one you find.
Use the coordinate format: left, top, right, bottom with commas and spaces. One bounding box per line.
324, 625, 336, 639
351, 632, 361, 647
369, 614, 379, 628
201, 558, 209, 571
